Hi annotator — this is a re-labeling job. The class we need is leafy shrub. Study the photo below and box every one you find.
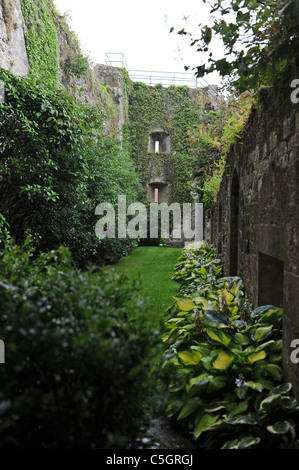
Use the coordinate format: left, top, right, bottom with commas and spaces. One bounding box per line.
0, 69, 143, 267
0, 236, 157, 449
161, 242, 299, 449
0, 213, 11, 248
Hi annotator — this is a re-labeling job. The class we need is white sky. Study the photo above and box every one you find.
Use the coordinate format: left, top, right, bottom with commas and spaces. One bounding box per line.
53, 0, 223, 86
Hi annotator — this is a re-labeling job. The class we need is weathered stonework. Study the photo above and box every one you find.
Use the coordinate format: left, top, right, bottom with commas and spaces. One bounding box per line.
207, 76, 299, 400
0, 1, 127, 140
0, 0, 29, 75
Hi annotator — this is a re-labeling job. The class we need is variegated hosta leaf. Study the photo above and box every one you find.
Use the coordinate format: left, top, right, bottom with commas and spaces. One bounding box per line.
222, 435, 261, 449
267, 420, 294, 435
212, 351, 234, 370
177, 298, 195, 311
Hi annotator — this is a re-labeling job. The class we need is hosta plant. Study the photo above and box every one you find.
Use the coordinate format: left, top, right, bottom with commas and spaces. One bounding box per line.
161, 242, 299, 449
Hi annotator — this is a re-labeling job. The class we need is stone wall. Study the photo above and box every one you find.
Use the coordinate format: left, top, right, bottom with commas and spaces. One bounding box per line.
0, 0, 127, 140
207, 75, 299, 400
0, 0, 29, 76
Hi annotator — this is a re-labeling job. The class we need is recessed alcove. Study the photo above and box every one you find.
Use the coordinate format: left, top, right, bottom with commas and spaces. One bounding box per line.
148, 182, 168, 203
258, 252, 284, 308
148, 129, 170, 154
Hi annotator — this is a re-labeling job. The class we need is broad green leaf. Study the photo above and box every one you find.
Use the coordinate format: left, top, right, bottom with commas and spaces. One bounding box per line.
194, 413, 221, 440
251, 305, 278, 320
271, 383, 292, 395
233, 332, 250, 346
222, 288, 234, 303
203, 309, 231, 328
206, 328, 232, 347
228, 304, 239, 315
225, 277, 244, 290
246, 349, 266, 364
251, 325, 273, 342
177, 298, 195, 311
259, 394, 281, 413
258, 307, 283, 324
255, 340, 275, 351
280, 396, 299, 412
207, 376, 230, 394
261, 363, 282, 380
178, 349, 202, 365
227, 413, 260, 425
226, 401, 248, 418
204, 402, 227, 413
212, 351, 234, 370
186, 373, 213, 394
267, 421, 293, 435
247, 380, 264, 392
165, 317, 185, 324
228, 280, 237, 294
178, 399, 201, 420
222, 435, 261, 449
192, 296, 212, 310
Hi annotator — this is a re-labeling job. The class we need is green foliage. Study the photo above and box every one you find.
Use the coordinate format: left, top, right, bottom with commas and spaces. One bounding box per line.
0, 213, 11, 248
128, 83, 209, 205
0, 235, 158, 449
0, 68, 143, 266
161, 242, 299, 449
174, 0, 299, 92
68, 51, 91, 78
200, 155, 226, 207
20, 0, 59, 80
188, 91, 253, 207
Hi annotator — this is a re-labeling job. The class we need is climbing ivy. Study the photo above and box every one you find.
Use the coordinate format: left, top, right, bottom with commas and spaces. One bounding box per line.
128, 82, 215, 204
188, 90, 253, 206
20, 0, 59, 81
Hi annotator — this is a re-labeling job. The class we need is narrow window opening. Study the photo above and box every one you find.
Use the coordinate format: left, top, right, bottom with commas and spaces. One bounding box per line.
149, 182, 168, 203
149, 131, 170, 154
154, 188, 159, 203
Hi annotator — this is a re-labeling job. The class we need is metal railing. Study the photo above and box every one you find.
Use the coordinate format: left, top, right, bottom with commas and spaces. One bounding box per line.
128, 70, 201, 88
105, 53, 129, 70
104, 52, 210, 90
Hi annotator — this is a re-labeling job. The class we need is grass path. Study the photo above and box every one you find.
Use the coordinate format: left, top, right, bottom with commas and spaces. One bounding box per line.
112, 246, 182, 321
112, 246, 198, 449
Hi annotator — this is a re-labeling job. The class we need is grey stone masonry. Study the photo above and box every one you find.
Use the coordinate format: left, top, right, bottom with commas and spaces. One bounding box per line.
207, 74, 299, 401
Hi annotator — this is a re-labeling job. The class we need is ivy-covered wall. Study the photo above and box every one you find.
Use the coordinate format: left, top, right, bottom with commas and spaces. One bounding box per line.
128, 82, 212, 204
206, 74, 299, 400
4, 0, 220, 209
19, 0, 59, 81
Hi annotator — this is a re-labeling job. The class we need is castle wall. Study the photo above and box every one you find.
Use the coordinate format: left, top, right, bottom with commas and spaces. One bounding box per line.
208, 77, 299, 399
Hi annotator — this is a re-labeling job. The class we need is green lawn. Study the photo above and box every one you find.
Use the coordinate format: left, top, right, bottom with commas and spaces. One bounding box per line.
112, 246, 182, 321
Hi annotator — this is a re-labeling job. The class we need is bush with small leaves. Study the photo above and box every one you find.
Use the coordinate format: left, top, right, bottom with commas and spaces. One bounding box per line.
0, 236, 157, 449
